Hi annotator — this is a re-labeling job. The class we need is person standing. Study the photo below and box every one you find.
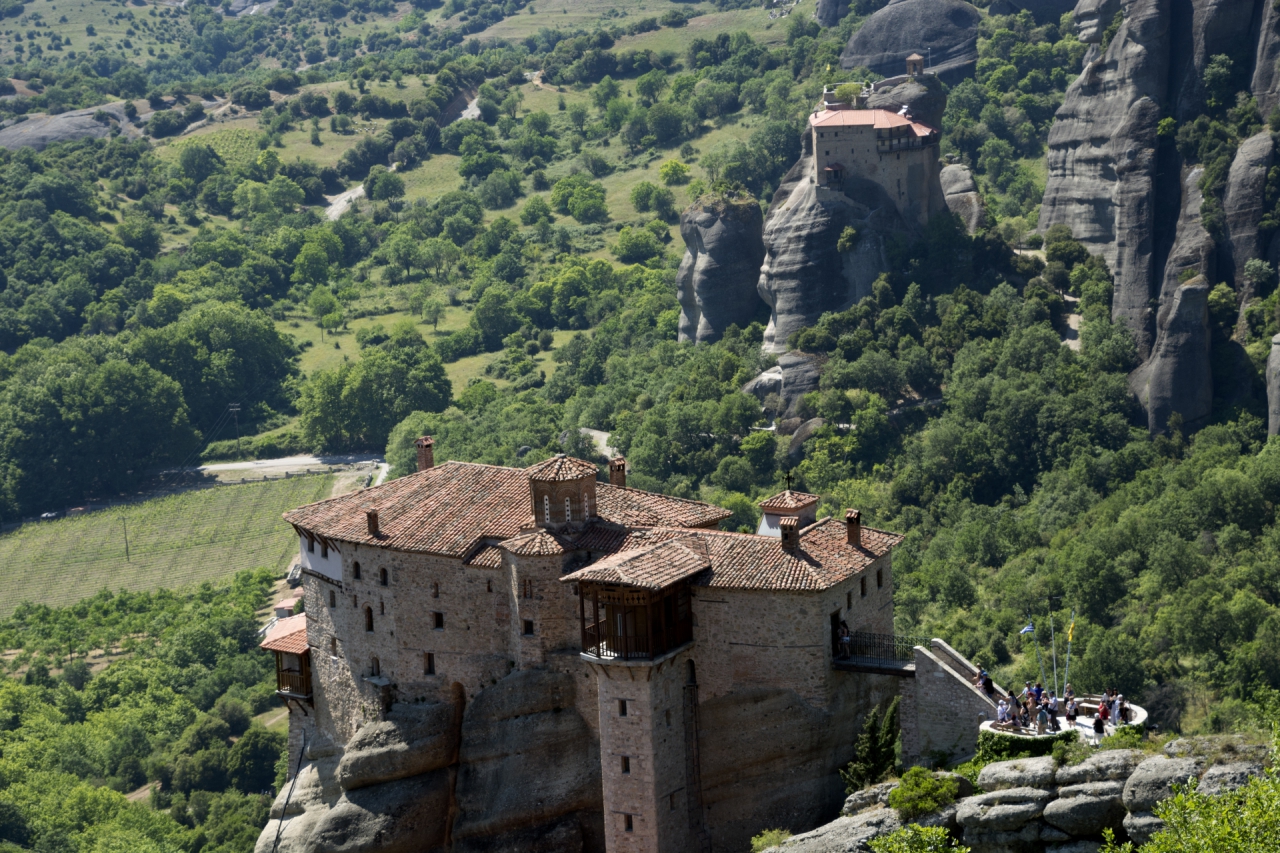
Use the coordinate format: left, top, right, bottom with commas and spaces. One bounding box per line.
1047, 691, 1060, 732
1065, 697, 1078, 728
1036, 703, 1049, 735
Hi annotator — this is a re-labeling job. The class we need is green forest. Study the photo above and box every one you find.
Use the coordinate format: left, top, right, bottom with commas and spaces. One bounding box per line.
1, 0, 1280, 848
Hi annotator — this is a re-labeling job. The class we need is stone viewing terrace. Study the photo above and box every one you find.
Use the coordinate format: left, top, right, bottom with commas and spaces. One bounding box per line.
981, 695, 1149, 743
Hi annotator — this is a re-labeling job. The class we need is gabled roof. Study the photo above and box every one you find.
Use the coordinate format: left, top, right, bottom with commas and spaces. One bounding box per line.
809, 107, 936, 137
567, 519, 902, 592
525, 454, 599, 482
261, 613, 308, 654
284, 461, 730, 557
562, 539, 711, 591
760, 490, 820, 511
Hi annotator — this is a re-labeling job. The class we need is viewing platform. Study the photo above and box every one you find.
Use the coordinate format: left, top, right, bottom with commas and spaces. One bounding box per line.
832, 631, 930, 677
979, 695, 1149, 743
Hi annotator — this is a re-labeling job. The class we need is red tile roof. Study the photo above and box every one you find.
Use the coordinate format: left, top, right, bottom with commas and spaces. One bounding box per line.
760, 490, 820, 511
284, 462, 730, 557
809, 107, 936, 137
525, 454, 599, 481
569, 519, 901, 592
463, 544, 503, 568
501, 529, 572, 556
562, 539, 712, 590
261, 613, 308, 654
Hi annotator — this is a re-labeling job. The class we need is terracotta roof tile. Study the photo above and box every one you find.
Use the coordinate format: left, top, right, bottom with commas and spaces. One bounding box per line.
501, 529, 572, 556
525, 454, 599, 481
463, 544, 503, 568
562, 539, 711, 590
760, 490, 820, 511
573, 519, 902, 592
809, 107, 936, 136
284, 462, 729, 557
261, 613, 308, 654
596, 484, 731, 528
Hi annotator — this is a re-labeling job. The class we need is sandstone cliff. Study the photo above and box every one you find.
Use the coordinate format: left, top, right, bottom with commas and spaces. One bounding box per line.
1130, 277, 1213, 433
940, 164, 988, 234
839, 0, 981, 81
677, 196, 767, 344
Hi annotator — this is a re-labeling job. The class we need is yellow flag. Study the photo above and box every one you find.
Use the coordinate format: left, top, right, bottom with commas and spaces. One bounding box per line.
1067, 620, 1075, 643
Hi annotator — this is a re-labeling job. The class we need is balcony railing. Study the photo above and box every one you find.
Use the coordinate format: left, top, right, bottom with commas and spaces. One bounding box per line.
277, 670, 312, 698
839, 631, 930, 668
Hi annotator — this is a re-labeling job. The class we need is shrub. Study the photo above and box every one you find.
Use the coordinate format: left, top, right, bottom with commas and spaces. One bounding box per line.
841, 697, 900, 793
887, 767, 960, 820
659, 159, 691, 185
870, 825, 971, 853
974, 728, 1077, 763
750, 829, 792, 852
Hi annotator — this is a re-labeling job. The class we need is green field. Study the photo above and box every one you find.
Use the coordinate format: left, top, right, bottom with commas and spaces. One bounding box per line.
0, 475, 332, 617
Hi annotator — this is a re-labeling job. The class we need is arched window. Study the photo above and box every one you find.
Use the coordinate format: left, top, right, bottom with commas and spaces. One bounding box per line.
370, 656, 380, 677
543, 495, 550, 525
379, 567, 388, 586
353, 561, 362, 580
565, 497, 572, 522
583, 492, 591, 518
364, 606, 374, 632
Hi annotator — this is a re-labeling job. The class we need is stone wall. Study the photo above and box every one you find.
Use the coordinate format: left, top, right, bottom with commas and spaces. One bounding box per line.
812, 124, 943, 227
899, 644, 996, 766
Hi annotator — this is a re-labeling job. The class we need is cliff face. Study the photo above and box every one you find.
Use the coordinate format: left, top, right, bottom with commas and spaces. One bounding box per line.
839, 0, 982, 81
1132, 277, 1214, 433
677, 198, 767, 344
1041, 0, 1280, 430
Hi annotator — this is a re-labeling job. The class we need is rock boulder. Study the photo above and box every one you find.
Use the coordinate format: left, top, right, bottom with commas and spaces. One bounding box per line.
940, 164, 987, 234
1053, 749, 1145, 785
1130, 277, 1213, 433
1267, 334, 1280, 436
839, 0, 982, 81
0, 102, 139, 151
335, 701, 459, 791
866, 74, 948, 129
815, 0, 850, 27
956, 787, 1055, 832
1122, 755, 1204, 813
1196, 761, 1264, 796
977, 756, 1058, 791
677, 197, 767, 344
1041, 781, 1127, 837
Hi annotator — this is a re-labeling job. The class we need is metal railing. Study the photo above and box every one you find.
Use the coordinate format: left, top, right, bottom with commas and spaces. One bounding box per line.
842, 631, 931, 666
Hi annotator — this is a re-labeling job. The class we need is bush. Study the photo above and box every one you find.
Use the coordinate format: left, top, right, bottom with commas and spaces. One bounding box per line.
974, 728, 1077, 763
887, 767, 960, 820
659, 159, 690, 185
870, 825, 971, 853
750, 829, 792, 852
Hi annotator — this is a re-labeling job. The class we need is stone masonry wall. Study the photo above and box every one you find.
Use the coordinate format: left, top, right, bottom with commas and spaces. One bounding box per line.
812, 125, 940, 225
899, 645, 995, 766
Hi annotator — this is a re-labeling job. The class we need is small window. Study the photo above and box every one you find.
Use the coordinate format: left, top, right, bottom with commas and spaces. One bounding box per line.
670, 793, 676, 811
433, 612, 444, 630
330, 637, 337, 656
320, 542, 328, 558
523, 580, 533, 599
432, 582, 440, 598
523, 619, 534, 636
665, 709, 671, 727
370, 656, 380, 676
486, 580, 492, 593
306, 537, 315, 553
846, 591, 852, 610
353, 562, 361, 580
543, 495, 550, 525
860, 576, 867, 598
329, 590, 336, 608
365, 607, 373, 632
424, 652, 435, 675
618, 699, 628, 717
624, 815, 633, 833
379, 568, 388, 587
583, 492, 591, 517
565, 497, 572, 522
620, 756, 630, 774
352, 595, 357, 608
572, 584, 579, 596
877, 568, 883, 588
379, 600, 385, 615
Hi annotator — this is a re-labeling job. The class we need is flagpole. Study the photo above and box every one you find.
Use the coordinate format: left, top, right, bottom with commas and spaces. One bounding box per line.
1028, 610, 1047, 690
1049, 610, 1059, 697
1063, 609, 1075, 693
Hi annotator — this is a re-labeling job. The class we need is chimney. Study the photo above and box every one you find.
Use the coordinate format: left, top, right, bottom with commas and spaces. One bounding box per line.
780, 516, 800, 553
609, 457, 626, 488
366, 509, 380, 537
415, 436, 434, 472
846, 509, 862, 547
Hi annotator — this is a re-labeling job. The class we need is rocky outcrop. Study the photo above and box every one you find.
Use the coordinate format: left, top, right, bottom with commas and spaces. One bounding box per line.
0, 102, 141, 151
815, 0, 850, 27
866, 74, 948, 129
941, 164, 988, 234
1253, 0, 1280, 115
257, 670, 604, 853
1223, 131, 1276, 287
1132, 277, 1213, 433
1038, 0, 1169, 358
839, 0, 982, 81
757, 157, 910, 353
1157, 166, 1217, 307
676, 197, 767, 344
1267, 334, 1280, 435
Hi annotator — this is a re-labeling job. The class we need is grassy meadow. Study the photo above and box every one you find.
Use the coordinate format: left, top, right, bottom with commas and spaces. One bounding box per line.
0, 474, 332, 616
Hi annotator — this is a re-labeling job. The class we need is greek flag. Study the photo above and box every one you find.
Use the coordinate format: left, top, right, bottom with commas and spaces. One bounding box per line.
1019, 622, 1035, 635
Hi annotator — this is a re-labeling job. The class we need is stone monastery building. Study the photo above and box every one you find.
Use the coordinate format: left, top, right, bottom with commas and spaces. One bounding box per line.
259, 441, 995, 853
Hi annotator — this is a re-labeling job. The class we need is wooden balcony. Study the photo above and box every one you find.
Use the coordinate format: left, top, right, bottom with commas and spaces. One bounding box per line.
275, 652, 312, 699
579, 582, 693, 663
